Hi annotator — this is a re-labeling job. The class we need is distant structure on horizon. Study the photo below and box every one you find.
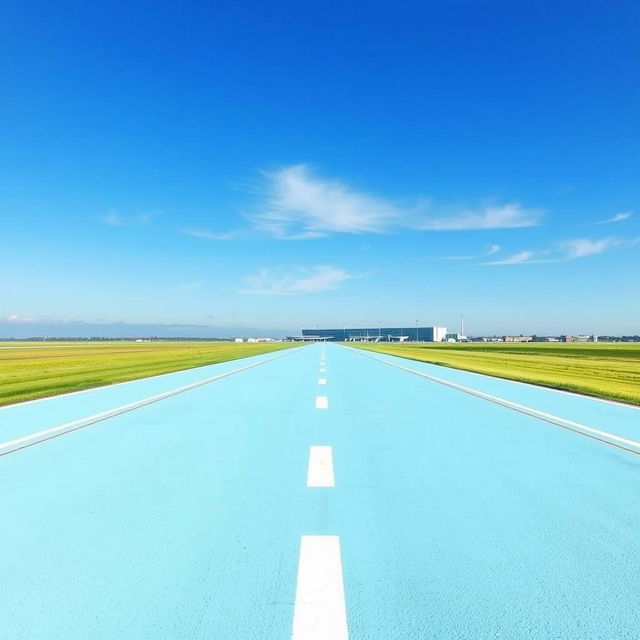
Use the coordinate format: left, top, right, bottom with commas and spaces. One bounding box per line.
299, 326, 447, 342
471, 334, 600, 343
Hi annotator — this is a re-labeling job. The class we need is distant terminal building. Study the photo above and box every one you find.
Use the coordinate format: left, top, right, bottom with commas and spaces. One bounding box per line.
445, 332, 467, 342
301, 326, 447, 342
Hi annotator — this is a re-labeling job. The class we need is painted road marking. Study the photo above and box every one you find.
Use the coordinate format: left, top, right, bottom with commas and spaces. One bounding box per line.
291, 536, 349, 640
318, 378, 327, 385
0, 355, 288, 457
306, 446, 335, 487
359, 351, 640, 455
315, 396, 329, 410
319, 368, 326, 373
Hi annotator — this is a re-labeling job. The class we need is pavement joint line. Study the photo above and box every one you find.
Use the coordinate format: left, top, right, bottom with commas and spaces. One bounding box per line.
354, 350, 640, 456
291, 535, 349, 640
306, 446, 335, 487
0, 353, 292, 457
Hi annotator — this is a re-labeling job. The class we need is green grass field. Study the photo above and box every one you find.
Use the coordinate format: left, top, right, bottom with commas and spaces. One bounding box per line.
0, 341, 300, 407
350, 341, 640, 406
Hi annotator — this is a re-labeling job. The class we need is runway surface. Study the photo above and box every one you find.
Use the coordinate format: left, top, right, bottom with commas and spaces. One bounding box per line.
1, 343, 639, 639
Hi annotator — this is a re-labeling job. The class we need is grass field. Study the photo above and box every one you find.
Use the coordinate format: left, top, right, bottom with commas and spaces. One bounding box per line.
0, 341, 300, 407
350, 342, 640, 406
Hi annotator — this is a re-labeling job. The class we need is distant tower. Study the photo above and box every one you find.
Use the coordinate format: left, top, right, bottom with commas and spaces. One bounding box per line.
460, 313, 464, 337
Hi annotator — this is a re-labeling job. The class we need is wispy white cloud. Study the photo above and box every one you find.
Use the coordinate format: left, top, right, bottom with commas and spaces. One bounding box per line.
249, 165, 542, 238
101, 211, 123, 226
559, 237, 620, 258
250, 165, 400, 238
435, 243, 501, 261
485, 237, 621, 266
4, 314, 39, 323
182, 228, 235, 240
415, 204, 541, 231
240, 265, 356, 296
100, 210, 160, 227
598, 212, 632, 224
485, 250, 537, 266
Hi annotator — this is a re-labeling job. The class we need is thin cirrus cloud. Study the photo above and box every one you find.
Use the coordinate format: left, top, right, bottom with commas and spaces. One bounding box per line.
4, 314, 39, 323
598, 212, 632, 224
485, 237, 620, 266
248, 164, 542, 238
182, 228, 236, 240
100, 210, 158, 227
249, 165, 400, 238
559, 237, 621, 258
413, 204, 540, 231
485, 250, 537, 266
101, 211, 124, 227
240, 265, 356, 296
436, 244, 502, 261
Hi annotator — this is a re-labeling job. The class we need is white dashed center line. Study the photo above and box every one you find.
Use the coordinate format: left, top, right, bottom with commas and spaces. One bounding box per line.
291, 535, 349, 640
318, 378, 327, 385
306, 446, 335, 487
315, 396, 329, 409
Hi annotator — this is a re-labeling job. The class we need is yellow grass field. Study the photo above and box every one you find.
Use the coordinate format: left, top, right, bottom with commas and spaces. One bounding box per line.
0, 341, 300, 407
350, 342, 640, 405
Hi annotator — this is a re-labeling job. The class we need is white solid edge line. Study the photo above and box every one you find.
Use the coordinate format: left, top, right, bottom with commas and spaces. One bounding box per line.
318, 378, 327, 385
0, 356, 280, 454
315, 396, 329, 410
307, 446, 335, 487
291, 535, 349, 640
366, 356, 640, 452
339, 344, 640, 412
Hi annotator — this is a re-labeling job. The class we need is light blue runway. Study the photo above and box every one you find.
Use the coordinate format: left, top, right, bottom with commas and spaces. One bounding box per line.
1, 343, 639, 639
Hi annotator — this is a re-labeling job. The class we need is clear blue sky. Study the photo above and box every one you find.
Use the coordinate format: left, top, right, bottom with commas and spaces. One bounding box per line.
1, 1, 638, 337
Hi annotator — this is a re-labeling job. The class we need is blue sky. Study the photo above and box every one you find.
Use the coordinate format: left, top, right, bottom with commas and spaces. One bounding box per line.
1, 0, 638, 337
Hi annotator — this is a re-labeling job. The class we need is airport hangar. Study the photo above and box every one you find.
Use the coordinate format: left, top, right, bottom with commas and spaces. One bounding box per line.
298, 326, 447, 342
